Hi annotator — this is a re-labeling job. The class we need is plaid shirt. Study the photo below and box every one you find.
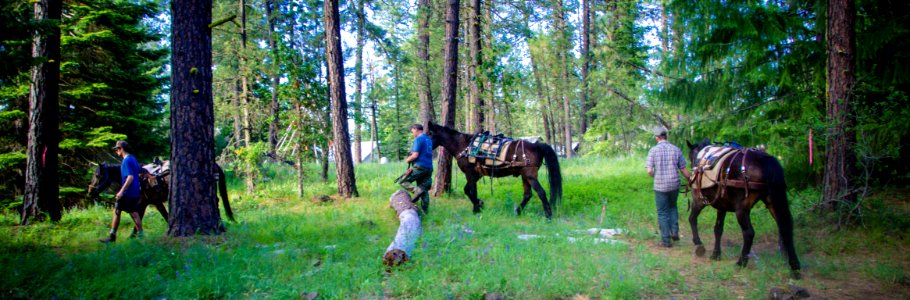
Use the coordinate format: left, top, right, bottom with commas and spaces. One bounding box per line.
646, 141, 687, 192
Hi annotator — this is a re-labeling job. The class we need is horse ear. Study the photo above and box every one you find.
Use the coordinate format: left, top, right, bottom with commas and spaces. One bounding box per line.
686, 140, 694, 149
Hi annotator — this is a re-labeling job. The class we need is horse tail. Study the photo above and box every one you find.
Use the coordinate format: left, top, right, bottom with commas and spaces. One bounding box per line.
762, 154, 800, 271
540, 143, 563, 208
216, 164, 235, 222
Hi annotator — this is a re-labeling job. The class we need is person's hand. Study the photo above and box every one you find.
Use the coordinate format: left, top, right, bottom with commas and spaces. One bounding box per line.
116, 191, 123, 200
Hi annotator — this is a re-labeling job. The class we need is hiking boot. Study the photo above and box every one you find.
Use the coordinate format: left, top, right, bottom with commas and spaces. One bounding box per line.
99, 234, 116, 243
671, 235, 680, 241
129, 230, 144, 239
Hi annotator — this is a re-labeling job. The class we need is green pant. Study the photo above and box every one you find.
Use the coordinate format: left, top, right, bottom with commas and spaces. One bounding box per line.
399, 165, 432, 213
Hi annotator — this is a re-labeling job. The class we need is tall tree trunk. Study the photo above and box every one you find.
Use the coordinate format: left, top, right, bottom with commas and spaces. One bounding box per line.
239, 0, 254, 192
482, 0, 495, 133
353, 0, 365, 164
578, 0, 590, 136
325, 0, 358, 197
240, 0, 252, 148
266, 0, 281, 156
295, 101, 305, 197
417, 0, 434, 128
321, 60, 330, 183
21, 0, 63, 224
433, 0, 460, 197
233, 79, 243, 149
394, 64, 402, 161
823, 0, 856, 209
467, 0, 483, 132
168, 0, 224, 236
553, 0, 574, 158
368, 62, 380, 162
524, 4, 548, 144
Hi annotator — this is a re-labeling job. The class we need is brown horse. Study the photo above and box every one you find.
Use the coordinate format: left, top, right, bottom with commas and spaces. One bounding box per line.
87, 162, 234, 222
686, 140, 800, 278
425, 122, 562, 219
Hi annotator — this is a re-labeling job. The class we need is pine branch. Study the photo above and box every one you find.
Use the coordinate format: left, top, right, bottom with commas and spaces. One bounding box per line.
607, 86, 672, 130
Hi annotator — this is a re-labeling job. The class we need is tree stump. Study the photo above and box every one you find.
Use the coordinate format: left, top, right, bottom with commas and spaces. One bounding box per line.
383, 190, 421, 268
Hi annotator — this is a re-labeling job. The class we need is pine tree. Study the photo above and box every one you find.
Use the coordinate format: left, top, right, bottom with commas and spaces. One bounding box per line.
168, 0, 223, 236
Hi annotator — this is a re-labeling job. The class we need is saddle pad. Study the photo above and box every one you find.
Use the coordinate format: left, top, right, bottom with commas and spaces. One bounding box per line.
696, 146, 736, 170
695, 147, 738, 189
466, 134, 514, 167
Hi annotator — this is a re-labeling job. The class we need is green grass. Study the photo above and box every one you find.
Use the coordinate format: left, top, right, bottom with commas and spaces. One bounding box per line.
1, 156, 908, 299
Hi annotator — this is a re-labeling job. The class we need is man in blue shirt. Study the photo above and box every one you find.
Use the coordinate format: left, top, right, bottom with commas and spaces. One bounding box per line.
100, 140, 144, 243
398, 124, 434, 214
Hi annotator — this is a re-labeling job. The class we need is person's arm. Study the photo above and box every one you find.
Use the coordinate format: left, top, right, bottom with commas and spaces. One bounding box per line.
679, 167, 691, 179
405, 151, 418, 164
117, 175, 134, 199
646, 151, 655, 177
677, 150, 691, 180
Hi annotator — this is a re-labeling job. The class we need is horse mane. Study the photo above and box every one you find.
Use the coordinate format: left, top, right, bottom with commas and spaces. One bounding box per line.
431, 122, 464, 136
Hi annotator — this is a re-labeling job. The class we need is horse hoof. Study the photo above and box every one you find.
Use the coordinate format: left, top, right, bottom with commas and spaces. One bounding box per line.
710, 253, 722, 260
736, 259, 748, 268
791, 270, 802, 280
694, 245, 706, 257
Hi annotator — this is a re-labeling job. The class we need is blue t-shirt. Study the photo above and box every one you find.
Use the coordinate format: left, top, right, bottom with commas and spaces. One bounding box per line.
120, 155, 141, 198
411, 134, 434, 169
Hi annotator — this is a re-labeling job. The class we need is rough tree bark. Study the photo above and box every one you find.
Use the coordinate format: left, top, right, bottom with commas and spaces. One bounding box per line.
325, 0, 358, 197
239, 0, 251, 148
553, 0, 574, 158
266, 0, 281, 155
578, 0, 591, 136
353, 0, 365, 164
432, 0, 460, 197
467, 0, 483, 132
823, 0, 856, 209
168, 0, 224, 236
21, 0, 63, 224
482, 0, 495, 133
417, 0, 434, 128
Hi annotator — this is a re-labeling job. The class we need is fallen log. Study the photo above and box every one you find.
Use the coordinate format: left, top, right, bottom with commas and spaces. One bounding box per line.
383, 190, 421, 268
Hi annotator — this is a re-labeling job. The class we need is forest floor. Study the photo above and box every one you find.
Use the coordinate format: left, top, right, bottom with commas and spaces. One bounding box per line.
1, 157, 908, 299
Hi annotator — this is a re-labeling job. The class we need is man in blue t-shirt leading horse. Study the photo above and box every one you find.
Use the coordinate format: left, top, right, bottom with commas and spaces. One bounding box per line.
99, 140, 144, 243
396, 124, 434, 214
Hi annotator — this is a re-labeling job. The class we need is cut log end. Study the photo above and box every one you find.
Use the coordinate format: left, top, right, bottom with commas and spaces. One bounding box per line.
383, 249, 409, 268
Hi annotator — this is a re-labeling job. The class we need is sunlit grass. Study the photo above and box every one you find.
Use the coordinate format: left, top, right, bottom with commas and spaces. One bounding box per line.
0, 156, 907, 299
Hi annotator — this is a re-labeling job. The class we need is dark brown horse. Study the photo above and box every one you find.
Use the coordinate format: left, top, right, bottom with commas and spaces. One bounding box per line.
425, 122, 562, 219
686, 140, 800, 278
87, 162, 234, 222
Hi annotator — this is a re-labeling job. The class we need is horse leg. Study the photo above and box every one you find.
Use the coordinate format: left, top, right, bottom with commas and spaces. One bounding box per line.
689, 203, 707, 257
154, 198, 168, 222
734, 208, 756, 268
528, 176, 552, 219
763, 198, 786, 253
463, 176, 484, 213
516, 175, 533, 216
711, 209, 726, 260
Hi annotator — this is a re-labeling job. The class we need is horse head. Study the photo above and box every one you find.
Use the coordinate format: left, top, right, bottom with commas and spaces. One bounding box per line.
87, 163, 112, 199
425, 122, 447, 148
686, 139, 711, 167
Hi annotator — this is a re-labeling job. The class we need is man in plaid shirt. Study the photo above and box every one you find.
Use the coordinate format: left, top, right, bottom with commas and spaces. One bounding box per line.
646, 128, 692, 248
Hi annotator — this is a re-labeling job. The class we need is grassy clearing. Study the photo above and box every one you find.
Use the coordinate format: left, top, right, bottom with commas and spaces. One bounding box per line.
1, 156, 908, 299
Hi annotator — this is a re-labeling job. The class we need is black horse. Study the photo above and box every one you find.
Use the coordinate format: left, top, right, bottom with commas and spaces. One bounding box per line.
87, 162, 234, 222
686, 140, 800, 278
425, 122, 562, 219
